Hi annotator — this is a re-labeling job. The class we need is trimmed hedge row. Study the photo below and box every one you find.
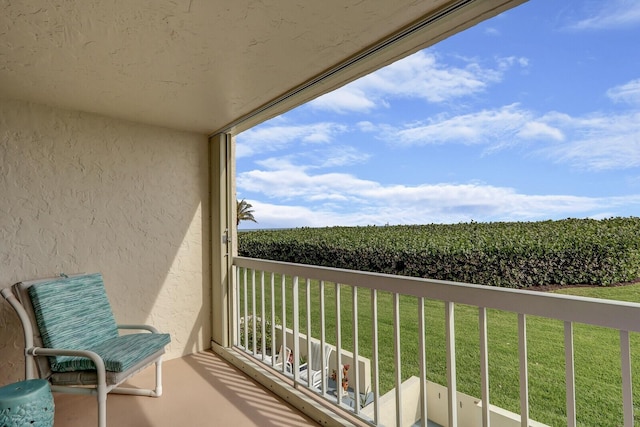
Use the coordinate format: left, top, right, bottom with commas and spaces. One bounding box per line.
238, 217, 640, 288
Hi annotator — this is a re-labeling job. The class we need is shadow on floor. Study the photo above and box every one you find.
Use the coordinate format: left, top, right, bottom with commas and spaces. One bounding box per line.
53, 350, 319, 427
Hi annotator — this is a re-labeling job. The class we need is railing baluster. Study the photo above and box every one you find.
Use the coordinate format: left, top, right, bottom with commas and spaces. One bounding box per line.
243, 267, 248, 350
393, 292, 402, 427
251, 269, 257, 355
371, 289, 380, 425
445, 301, 457, 427
270, 272, 276, 368
418, 297, 427, 427
260, 271, 265, 359
320, 280, 327, 396
292, 276, 300, 383
620, 330, 633, 427
306, 278, 312, 391
564, 321, 576, 427
235, 266, 240, 347
352, 285, 360, 415
518, 313, 529, 427
479, 307, 490, 427
281, 274, 287, 375
336, 282, 343, 406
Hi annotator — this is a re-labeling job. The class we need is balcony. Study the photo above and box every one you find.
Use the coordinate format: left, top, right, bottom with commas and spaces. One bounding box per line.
8, 255, 640, 427
5, 2, 612, 426
230, 256, 640, 427
1, 1, 543, 425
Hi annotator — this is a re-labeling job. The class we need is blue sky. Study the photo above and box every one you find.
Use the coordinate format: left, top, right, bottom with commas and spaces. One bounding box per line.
236, 0, 640, 229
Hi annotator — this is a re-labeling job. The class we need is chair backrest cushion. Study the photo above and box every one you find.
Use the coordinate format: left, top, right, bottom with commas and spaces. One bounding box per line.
28, 273, 119, 370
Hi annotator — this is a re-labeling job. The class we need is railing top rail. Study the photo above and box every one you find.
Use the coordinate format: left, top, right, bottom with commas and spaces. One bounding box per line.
233, 256, 640, 333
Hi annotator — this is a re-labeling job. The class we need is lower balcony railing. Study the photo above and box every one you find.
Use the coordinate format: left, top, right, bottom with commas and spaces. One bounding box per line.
232, 256, 640, 427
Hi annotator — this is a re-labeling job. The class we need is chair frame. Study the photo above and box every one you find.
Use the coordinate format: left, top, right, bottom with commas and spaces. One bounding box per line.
2, 277, 166, 427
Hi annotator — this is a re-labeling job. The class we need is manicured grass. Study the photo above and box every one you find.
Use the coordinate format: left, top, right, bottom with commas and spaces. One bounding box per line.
239, 273, 640, 426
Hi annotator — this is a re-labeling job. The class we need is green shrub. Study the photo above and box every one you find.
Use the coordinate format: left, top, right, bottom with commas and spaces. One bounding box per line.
238, 315, 281, 353
238, 217, 640, 288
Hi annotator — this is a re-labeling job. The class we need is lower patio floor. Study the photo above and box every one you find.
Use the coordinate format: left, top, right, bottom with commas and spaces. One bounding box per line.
52, 350, 320, 427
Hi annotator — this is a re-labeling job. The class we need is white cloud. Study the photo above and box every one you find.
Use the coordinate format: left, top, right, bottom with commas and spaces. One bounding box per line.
308, 50, 526, 113
309, 87, 378, 114
253, 156, 297, 171
309, 145, 370, 168
238, 166, 370, 201
567, 0, 640, 30
380, 104, 533, 147
517, 121, 564, 141
356, 121, 377, 132
607, 78, 640, 105
496, 56, 529, 70
252, 145, 369, 171
237, 166, 640, 228
236, 122, 347, 158
366, 104, 640, 171
538, 111, 640, 170
237, 201, 336, 229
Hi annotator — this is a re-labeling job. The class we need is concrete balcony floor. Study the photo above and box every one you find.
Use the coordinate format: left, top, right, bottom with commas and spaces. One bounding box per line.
53, 350, 319, 427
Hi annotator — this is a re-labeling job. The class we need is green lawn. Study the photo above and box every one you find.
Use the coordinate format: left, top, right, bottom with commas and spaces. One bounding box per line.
239, 273, 640, 426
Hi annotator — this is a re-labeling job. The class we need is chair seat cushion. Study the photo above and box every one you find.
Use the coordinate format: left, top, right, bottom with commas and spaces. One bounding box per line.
50, 333, 171, 373
49, 349, 166, 386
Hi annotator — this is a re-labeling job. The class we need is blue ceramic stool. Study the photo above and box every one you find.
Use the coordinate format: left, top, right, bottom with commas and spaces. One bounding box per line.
0, 379, 54, 427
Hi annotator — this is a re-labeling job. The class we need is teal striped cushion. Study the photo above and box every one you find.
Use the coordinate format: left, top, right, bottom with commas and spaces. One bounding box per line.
28, 273, 171, 372
51, 333, 171, 372
28, 273, 120, 370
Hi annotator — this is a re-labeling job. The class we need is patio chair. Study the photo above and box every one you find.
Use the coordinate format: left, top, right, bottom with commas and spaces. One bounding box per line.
1, 273, 171, 427
299, 341, 333, 389
254, 345, 293, 373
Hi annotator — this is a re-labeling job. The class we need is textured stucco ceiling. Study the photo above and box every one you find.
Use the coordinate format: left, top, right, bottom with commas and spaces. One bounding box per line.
0, 0, 525, 134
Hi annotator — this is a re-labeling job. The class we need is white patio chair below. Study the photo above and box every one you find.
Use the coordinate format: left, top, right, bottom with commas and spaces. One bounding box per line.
299, 341, 332, 389
254, 345, 293, 373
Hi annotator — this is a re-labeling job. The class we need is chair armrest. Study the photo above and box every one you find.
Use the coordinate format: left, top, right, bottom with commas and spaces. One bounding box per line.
29, 347, 102, 362
117, 324, 160, 333
28, 347, 106, 373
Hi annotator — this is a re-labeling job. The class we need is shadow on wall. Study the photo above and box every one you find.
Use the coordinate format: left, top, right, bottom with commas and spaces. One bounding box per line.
0, 99, 211, 385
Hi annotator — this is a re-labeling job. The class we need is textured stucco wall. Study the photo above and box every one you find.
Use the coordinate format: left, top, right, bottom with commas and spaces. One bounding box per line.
0, 98, 211, 386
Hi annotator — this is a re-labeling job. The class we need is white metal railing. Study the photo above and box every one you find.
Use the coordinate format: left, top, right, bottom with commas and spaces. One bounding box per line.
232, 256, 640, 427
